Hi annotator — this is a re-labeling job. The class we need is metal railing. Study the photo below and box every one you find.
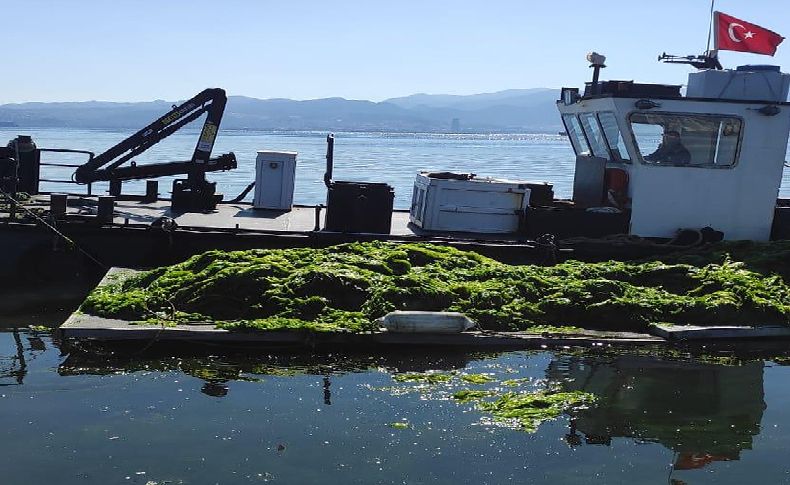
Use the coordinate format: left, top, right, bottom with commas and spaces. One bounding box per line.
37, 148, 95, 195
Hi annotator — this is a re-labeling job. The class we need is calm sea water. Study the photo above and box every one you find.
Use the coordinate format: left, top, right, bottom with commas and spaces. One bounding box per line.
3, 326, 790, 485
3, 128, 788, 208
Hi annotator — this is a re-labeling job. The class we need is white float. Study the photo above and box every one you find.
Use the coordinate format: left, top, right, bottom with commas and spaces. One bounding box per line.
377, 311, 477, 333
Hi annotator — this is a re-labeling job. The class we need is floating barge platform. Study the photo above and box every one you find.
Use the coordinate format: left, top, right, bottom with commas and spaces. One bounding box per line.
58, 268, 790, 347
59, 313, 663, 348
58, 267, 662, 348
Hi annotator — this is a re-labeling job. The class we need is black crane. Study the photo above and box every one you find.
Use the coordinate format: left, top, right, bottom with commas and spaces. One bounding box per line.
73, 88, 237, 211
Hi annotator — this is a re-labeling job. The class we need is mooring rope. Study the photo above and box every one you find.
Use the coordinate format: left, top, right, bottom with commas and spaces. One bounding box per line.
0, 189, 108, 270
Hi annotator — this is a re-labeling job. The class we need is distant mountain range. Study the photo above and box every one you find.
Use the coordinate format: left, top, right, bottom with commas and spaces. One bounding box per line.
0, 88, 562, 133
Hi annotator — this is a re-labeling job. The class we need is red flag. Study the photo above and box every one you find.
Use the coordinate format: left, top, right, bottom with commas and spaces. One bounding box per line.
714, 11, 784, 56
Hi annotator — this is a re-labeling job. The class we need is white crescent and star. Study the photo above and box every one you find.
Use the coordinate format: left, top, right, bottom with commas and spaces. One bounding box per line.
728, 23, 756, 42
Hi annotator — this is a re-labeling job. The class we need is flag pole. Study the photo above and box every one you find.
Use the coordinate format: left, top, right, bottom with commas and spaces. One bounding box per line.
705, 0, 715, 53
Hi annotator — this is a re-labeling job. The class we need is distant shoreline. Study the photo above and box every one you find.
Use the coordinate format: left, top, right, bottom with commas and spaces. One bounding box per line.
0, 89, 564, 134
0, 126, 565, 136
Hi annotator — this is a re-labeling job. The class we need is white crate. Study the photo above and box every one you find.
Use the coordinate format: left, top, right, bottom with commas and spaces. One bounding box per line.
253, 151, 297, 210
410, 173, 530, 233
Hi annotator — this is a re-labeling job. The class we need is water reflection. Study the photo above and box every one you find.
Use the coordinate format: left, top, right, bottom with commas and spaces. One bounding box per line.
0, 328, 51, 386
0, 329, 26, 386
58, 341, 482, 397
4, 328, 790, 483
549, 354, 765, 470
59, 340, 771, 473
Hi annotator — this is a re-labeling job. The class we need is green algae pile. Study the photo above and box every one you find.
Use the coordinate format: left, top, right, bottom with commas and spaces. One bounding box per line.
80, 241, 790, 333
666, 240, 790, 282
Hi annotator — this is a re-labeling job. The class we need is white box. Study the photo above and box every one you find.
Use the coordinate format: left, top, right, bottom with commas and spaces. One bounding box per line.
410, 173, 530, 233
253, 151, 297, 210
686, 67, 790, 102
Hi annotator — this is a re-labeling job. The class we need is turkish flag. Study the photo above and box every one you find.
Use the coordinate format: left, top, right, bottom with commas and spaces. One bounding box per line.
714, 11, 784, 55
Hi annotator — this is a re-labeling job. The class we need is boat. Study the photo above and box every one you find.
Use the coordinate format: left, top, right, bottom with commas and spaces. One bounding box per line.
1, 46, 789, 284
554, 52, 790, 241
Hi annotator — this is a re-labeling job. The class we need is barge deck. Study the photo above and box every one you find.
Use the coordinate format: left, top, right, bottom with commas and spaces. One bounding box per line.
5, 193, 560, 242
0, 193, 682, 262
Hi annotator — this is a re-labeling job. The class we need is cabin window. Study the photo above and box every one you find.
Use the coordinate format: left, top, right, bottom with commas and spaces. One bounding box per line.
562, 114, 590, 156
597, 112, 630, 162
629, 113, 741, 167
579, 113, 611, 159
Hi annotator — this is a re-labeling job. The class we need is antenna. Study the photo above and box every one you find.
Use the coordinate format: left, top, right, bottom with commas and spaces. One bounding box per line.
705, 0, 716, 53
658, 1, 722, 71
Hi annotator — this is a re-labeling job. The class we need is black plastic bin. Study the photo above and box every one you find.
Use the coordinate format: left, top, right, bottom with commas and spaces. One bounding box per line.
772, 206, 790, 240
524, 206, 630, 239
0, 147, 17, 193
8, 136, 40, 195
325, 181, 394, 234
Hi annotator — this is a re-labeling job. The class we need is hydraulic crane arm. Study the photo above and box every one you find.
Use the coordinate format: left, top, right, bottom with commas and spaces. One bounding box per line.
74, 88, 233, 184
72, 88, 236, 211
86, 152, 237, 181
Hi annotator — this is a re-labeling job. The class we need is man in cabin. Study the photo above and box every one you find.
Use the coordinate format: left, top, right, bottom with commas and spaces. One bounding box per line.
644, 129, 691, 164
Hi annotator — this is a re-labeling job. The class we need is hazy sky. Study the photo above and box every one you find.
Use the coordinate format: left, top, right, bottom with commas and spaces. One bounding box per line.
3, 0, 788, 103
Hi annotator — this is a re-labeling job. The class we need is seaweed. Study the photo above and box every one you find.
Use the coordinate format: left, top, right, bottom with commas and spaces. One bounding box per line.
389, 422, 410, 430
460, 373, 495, 384
385, 370, 597, 433
392, 372, 453, 384
501, 378, 531, 387
478, 391, 597, 432
666, 240, 790, 281
452, 389, 495, 402
79, 241, 790, 333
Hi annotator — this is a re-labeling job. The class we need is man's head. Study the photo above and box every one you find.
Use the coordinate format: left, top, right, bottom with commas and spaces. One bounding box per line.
663, 130, 681, 145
